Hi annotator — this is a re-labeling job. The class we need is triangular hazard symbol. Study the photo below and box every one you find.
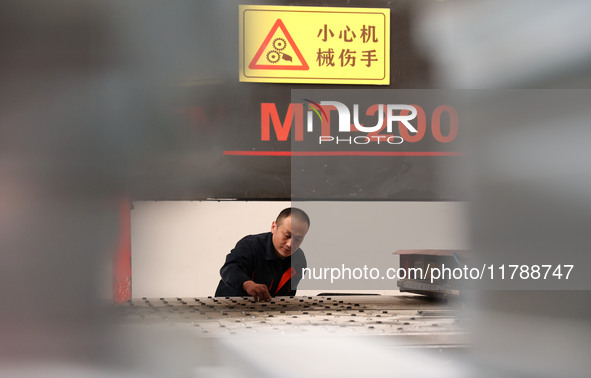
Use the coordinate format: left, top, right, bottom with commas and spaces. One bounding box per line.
248, 19, 309, 70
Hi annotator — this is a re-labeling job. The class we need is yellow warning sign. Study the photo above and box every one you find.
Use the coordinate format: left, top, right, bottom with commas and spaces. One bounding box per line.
239, 5, 390, 85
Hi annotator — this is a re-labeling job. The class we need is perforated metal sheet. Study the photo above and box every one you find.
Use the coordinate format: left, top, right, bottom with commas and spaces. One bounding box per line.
114, 295, 467, 346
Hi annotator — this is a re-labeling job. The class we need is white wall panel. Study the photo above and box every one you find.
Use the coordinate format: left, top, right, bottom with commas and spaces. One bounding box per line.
131, 201, 468, 297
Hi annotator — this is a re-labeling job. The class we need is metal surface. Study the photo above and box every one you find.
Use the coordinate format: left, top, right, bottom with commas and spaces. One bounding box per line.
395, 249, 471, 297
114, 295, 468, 347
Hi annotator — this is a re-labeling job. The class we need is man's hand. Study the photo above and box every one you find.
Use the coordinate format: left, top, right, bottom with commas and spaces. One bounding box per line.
242, 280, 271, 302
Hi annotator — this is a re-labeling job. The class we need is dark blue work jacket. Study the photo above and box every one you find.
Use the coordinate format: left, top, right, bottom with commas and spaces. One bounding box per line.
215, 232, 307, 297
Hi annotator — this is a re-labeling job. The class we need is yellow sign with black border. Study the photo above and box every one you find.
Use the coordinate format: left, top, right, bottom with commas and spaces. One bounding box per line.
239, 5, 390, 84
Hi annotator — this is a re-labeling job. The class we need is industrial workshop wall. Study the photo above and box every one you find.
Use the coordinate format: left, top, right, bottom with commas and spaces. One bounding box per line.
130, 201, 467, 297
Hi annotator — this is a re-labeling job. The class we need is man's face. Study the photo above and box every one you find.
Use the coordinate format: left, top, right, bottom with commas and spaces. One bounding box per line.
271, 215, 309, 258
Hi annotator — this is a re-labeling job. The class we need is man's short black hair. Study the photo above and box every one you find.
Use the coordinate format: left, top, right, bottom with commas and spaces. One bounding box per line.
276, 207, 310, 227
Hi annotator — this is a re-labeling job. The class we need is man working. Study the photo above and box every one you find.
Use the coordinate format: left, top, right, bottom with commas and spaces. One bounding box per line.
215, 208, 309, 301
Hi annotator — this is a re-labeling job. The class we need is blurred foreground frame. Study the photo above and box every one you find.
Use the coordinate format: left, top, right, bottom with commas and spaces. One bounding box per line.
1, 1, 591, 377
